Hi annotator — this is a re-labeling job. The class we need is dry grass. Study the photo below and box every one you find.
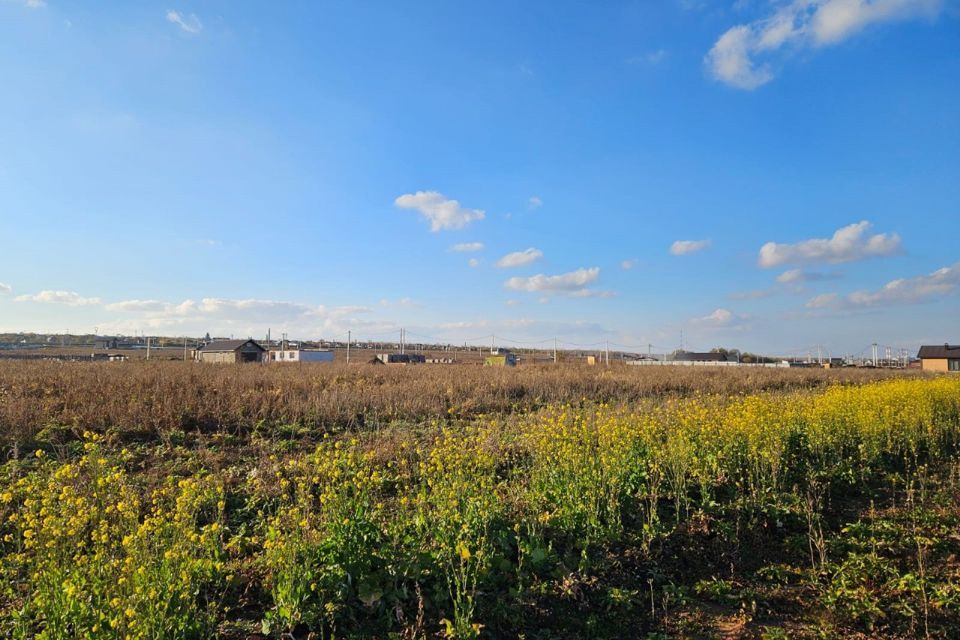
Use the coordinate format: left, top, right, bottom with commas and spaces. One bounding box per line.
0, 360, 916, 446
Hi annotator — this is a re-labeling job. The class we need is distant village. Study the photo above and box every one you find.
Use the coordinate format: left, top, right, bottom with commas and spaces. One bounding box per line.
0, 332, 957, 371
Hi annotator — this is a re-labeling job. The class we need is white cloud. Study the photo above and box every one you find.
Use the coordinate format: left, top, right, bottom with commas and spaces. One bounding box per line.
759, 221, 901, 268
5, 0, 46, 8
705, 26, 773, 90
98, 296, 374, 337
644, 49, 668, 65
706, 0, 942, 89
166, 9, 203, 34
504, 267, 601, 295
528, 196, 543, 210
699, 308, 733, 325
670, 239, 712, 255
776, 268, 840, 284
14, 290, 101, 306
729, 288, 776, 300
377, 298, 417, 309
621, 259, 637, 270
449, 242, 484, 252
105, 299, 170, 313
468, 258, 481, 268
395, 191, 485, 232
693, 308, 749, 327
806, 293, 841, 308
568, 289, 618, 299
811, 262, 960, 309
0, 282, 11, 294
496, 248, 544, 268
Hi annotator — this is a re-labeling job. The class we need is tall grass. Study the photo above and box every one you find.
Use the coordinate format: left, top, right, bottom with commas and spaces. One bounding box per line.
0, 360, 912, 445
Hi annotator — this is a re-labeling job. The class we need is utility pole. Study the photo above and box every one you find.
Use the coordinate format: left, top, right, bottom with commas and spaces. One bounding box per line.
491, 334, 495, 354
347, 330, 351, 365
146, 336, 151, 361
554, 338, 558, 364
605, 339, 609, 366
817, 344, 822, 365
183, 336, 188, 361
872, 343, 878, 367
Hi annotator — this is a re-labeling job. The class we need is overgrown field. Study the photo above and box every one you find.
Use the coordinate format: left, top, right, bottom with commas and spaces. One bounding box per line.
1, 367, 959, 639
0, 361, 910, 444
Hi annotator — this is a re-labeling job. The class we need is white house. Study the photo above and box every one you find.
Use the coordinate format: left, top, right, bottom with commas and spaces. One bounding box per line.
269, 349, 335, 363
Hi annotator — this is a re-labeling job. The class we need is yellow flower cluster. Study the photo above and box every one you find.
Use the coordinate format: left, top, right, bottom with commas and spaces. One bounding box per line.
2, 437, 225, 639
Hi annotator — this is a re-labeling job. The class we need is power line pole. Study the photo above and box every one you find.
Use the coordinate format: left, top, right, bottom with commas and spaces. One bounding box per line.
554, 338, 558, 364
146, 336, 151, 361
183, 336, 188, 361
605, 339, 609, 366
347, 330, 351, 365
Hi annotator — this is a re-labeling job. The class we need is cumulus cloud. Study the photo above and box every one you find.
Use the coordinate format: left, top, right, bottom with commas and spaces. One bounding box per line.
810, 262, 960, 309
528, 196, 543, 209
0, 282, 11, 294
759, 221, 901, 268
670, 239, 712, 256
449, 242, 484, 252
166, 9, 202, 34
621, 259, 637, 270
706, 0, 942, 89
395, 191, 485, 231
504, 267, 601, 295
496, 248, 544, 268
468, 258, 481, 268
14, 290, 101, 306
693, 308, 749, 327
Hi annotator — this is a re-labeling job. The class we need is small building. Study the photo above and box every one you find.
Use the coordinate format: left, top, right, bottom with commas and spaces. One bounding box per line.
196, 339, 266, 364
485, 349, 517, 367
375, 353, 426, 365
671, 351, 729, 363
269, 349, 334, 363
94, 337, 119, 350
917, 344, 960, 372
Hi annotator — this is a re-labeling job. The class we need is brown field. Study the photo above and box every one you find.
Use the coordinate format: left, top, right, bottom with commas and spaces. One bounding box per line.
0, 359, 915, 446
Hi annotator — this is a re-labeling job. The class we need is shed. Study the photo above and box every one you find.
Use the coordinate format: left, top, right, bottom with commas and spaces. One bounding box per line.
269, 349, 334, 363
671, 351, 729, 363
917, 344, 960, 372
197, 339, 266, 364
485, 350, 517, 367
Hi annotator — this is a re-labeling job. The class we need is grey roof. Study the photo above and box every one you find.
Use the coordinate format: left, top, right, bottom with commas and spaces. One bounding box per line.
672, 351, 728, 362
917, 344, 960, 359
198, 339, 265, 353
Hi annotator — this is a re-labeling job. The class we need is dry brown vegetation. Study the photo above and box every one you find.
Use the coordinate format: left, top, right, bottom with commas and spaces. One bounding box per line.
0, 360, 916, 446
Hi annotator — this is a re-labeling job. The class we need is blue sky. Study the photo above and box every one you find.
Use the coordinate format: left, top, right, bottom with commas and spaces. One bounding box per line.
1, 0, 958, 357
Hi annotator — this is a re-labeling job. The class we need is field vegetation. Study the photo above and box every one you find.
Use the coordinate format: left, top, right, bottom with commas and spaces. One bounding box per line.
0, 363, 958, 638
0, 361, 910, 444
